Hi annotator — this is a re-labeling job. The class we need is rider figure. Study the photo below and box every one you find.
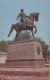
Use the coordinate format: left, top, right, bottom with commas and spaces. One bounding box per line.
17, 9, 27, 28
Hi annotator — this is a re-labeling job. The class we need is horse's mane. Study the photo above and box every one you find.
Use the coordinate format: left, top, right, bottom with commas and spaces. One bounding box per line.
29, 12, 39, 22
29, 12, 37, 16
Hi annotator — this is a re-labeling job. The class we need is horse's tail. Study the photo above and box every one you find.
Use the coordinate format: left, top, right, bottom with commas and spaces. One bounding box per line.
7, 24, 14, 37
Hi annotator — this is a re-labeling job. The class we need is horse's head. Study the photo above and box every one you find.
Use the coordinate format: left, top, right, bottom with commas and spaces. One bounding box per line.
34, 13, 39, 22
29, 12, 39, 22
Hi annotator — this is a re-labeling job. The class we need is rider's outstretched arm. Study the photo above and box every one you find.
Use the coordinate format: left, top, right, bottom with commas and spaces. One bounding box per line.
16, 14, 20, 20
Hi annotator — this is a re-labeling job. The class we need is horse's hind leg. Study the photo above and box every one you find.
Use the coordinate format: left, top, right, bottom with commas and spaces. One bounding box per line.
15, 33, 19, 42
31, 29, 35, 39
15, 31, 19, 42
8, 24, 14, 37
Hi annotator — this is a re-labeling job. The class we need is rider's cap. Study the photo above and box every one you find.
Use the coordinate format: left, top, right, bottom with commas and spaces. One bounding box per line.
21, 9, 24, 12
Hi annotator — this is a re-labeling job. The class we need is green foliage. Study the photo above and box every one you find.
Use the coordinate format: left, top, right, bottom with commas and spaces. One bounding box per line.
16, 31, 32, 41
34, 37, 50, 62
0, 40, 12, 52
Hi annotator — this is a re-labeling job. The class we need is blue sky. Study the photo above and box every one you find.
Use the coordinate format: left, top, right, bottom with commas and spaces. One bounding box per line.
0, 0, 50, 47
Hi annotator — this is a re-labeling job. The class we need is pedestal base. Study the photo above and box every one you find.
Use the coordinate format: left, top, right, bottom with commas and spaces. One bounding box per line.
0, 67, 49, 80
0, 41, 49, 80
5, 59, 45, 68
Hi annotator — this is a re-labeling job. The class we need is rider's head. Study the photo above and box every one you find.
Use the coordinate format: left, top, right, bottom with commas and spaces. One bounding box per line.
21, 9, 24, 12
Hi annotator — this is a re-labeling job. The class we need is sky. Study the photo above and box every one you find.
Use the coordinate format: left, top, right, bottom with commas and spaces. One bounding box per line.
0, 0, 50, 47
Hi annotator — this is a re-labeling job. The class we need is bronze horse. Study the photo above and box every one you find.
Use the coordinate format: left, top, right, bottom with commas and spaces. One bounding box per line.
8, 12, 39, 41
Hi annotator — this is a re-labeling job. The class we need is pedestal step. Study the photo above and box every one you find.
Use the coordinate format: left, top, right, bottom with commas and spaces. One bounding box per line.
5, 59, 45, 68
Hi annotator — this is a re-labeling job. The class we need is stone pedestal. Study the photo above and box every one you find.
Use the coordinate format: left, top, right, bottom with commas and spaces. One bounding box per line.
5, 40, 45, 68
0, 40, 49, 80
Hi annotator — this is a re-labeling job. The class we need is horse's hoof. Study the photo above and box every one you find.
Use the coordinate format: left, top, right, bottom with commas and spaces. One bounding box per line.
7, 35, 9, 37
35, 29, 37, 34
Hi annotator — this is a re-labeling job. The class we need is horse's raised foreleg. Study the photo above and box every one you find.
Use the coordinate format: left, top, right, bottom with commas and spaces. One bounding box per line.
7, 24, 14, 37
34, 26, 37, 34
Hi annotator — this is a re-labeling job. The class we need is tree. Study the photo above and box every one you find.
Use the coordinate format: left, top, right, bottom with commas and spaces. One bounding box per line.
15, 31, 32, 41
34, 38, 50, 63
0, 40, 12, 52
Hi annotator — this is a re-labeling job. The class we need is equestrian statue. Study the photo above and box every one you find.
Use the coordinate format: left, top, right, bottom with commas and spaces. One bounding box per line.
8, 9, 39, 41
